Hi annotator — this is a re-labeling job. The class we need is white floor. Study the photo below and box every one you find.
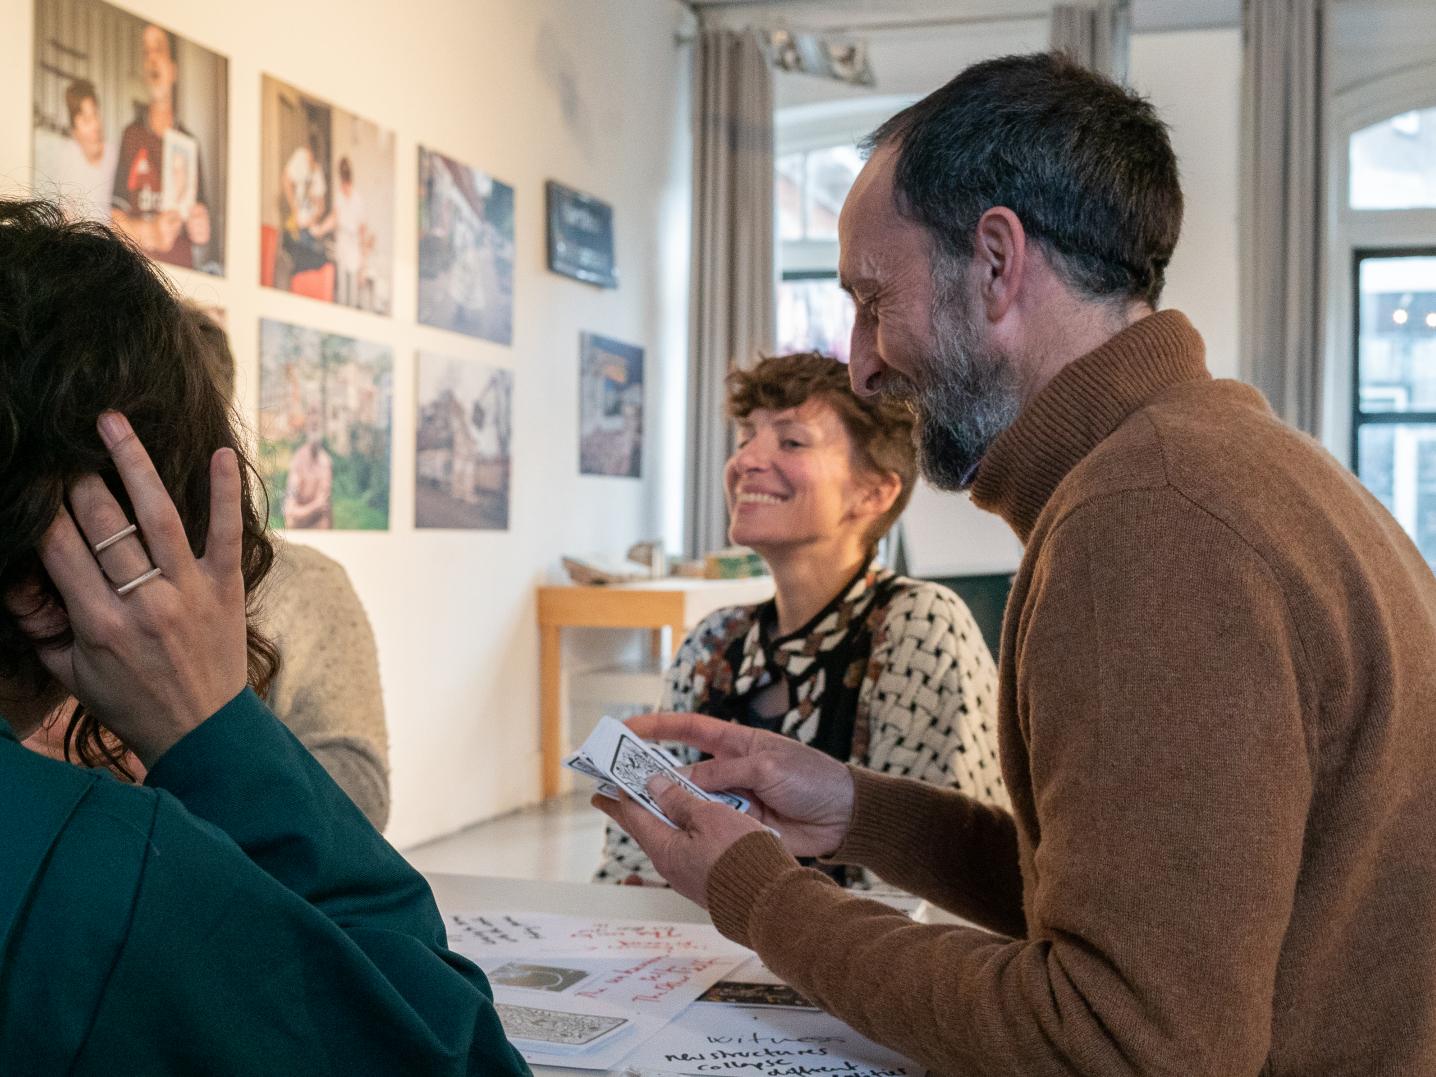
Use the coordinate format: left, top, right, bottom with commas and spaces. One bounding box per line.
402, 792, 606, 883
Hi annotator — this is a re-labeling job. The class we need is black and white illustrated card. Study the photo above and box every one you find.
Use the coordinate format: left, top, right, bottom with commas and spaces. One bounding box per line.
495, 1002, 629, 1049
562, 748, 623, 801
580, 717, 751, 828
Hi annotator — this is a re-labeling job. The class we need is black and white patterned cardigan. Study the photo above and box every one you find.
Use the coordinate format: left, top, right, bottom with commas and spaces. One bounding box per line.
594, 564, 1007, 886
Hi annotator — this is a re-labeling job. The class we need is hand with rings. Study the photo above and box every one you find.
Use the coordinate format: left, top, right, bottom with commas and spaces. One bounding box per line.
30, 411, 250, 766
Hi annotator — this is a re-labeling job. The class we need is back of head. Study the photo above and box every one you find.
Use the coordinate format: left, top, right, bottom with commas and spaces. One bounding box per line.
866, 51, 1183, 307
0, 199, 275, 767
727, 351, 918, 550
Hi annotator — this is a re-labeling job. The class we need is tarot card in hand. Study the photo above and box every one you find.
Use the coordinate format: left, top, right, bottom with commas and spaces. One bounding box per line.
586, 716, 750, 829
563, 749, 605, 781
496, 1002, 628, 1049
561, 749, 622, 800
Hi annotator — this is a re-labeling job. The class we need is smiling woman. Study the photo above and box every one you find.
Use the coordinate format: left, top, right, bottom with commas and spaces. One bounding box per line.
596, 352, 1007, 888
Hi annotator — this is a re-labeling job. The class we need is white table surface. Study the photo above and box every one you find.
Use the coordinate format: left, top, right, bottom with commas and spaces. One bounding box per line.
428, 873, 939, 1077
427, 873, 713, 1076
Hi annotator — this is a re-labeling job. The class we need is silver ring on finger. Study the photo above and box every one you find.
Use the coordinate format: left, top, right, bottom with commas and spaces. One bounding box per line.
92, 523, 139, 554
115, 566, 163, 597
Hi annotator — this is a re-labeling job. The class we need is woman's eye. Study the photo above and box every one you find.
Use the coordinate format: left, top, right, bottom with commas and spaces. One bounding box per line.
780, 439, 803, 450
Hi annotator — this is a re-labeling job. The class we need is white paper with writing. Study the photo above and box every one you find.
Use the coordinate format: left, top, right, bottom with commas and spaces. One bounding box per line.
446, 911, 751, 1070
615, 1003, 920, 1076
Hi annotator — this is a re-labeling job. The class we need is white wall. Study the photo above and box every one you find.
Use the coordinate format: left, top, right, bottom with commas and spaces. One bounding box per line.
1, 0, 694, 848
1331, 0, 1436, 97
1129, 29, 1242, 382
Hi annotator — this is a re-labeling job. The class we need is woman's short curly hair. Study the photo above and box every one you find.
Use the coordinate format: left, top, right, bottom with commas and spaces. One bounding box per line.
0, 199, 278, 776
726, 351, 917, 550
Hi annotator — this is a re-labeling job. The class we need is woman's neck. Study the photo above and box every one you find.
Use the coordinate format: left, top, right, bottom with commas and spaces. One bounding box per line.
763, 542, 871, 637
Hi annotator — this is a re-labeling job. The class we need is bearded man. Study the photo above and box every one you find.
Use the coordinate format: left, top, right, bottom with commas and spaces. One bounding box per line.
598, 52, 1436, 1077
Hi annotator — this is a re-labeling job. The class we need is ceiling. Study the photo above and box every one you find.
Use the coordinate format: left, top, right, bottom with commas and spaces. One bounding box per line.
682, 0, 1241, 33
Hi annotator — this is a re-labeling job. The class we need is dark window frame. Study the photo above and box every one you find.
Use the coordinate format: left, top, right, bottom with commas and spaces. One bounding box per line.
1350, 245, 1436, 473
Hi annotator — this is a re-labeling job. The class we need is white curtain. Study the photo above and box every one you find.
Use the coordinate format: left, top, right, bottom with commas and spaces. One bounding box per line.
1239, 0, 1326, 435
1050, 2, 1131, 82
686, 28, 775, 558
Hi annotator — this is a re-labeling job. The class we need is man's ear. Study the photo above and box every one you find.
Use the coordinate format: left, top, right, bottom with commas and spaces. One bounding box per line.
972, 206, 1028, 323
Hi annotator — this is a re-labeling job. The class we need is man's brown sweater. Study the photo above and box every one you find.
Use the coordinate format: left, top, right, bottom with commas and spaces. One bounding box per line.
704, 310, 1436, 1076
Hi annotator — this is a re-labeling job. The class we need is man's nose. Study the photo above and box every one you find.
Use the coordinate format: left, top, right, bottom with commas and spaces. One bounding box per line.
847, 322, 885, 397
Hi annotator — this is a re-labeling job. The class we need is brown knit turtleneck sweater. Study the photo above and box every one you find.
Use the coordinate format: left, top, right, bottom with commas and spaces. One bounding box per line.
703, 310, 1436, 1076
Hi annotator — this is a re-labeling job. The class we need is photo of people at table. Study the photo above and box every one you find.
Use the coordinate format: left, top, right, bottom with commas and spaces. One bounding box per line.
31, 0, 227, 273
260, 75, 395, 314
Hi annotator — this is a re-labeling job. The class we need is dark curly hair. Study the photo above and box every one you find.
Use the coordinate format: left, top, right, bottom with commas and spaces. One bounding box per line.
0, 199, 278, 777
726, 351, 917, 551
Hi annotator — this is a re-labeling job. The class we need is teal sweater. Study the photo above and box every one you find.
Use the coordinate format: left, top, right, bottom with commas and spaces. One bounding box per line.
0, 689, 530, 1076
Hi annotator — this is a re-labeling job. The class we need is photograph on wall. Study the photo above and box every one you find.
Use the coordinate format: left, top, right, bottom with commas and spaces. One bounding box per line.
415, 352, 514, 530
579, 332, 644, 479
546, 181, 617, 289
418, 147, 515, 344
258, 319, 393, 531
32, 0, 229, 275
260, 75, 395, 314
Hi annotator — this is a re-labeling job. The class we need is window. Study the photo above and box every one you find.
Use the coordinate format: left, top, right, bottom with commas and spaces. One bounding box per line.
774, 100, 912, 363
1352, 251, 1436, 563
775, 145, 863, 243
775, 145, 862, 360
1331, 66, 1436, 568
1350, 106, 1436, 211
777, 273, 855, 363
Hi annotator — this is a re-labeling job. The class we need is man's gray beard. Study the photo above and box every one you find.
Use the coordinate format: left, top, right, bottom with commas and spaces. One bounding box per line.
883, 276, 1022, 491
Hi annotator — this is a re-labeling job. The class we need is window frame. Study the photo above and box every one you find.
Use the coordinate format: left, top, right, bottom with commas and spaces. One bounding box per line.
774, 98, 914, 356
1324, 64, 1436, 468
1349, 245, 1436, 474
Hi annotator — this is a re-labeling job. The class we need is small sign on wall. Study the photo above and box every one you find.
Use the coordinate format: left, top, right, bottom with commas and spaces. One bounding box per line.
546, 181, 618, 288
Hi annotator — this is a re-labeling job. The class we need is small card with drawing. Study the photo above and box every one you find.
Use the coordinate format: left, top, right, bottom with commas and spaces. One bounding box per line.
495, 1001, 629, 1051
695, 980, 819, 1009
562, 748, 624, 801
488, 961, 590, 993
574, 716, 752, 829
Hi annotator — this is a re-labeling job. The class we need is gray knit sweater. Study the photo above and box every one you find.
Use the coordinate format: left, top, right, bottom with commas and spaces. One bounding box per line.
258, 542, 390, 829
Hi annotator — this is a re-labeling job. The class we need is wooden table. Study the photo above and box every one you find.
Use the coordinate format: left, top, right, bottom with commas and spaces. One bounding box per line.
537, 578, 775, 797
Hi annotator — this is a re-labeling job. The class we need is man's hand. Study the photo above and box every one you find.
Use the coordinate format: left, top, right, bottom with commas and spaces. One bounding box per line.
28, 412, 248, 766
593, 777, 769, 907
627, 713, 856, 859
